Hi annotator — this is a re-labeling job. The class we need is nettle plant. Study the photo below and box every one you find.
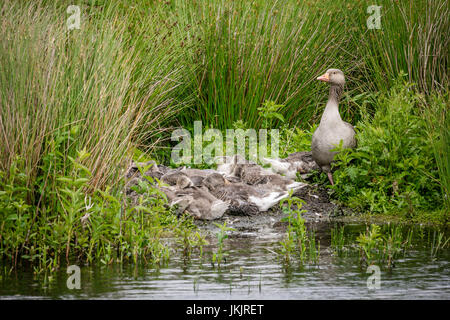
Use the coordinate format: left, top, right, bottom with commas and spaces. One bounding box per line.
331, 77, 442, 215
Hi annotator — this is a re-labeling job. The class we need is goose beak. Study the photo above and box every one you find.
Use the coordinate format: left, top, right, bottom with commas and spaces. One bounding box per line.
317, 72, 329, 82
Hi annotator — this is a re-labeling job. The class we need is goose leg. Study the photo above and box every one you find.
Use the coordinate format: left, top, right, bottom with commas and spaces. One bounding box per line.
327, 172, 334, 185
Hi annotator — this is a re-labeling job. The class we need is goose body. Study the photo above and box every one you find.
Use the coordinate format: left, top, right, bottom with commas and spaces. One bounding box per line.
263, 151, 319, 180
202, 173, 260, 214
166, 176, 229, 220
228, 155, 306, 192
311, 69, 356, 184
202, 172, 290, 213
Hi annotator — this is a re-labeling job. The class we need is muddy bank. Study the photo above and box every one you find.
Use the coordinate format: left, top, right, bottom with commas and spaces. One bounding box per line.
193, 183, 357, 236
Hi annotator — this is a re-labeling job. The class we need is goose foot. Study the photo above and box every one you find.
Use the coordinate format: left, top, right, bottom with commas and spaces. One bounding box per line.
327, 172, 334, 186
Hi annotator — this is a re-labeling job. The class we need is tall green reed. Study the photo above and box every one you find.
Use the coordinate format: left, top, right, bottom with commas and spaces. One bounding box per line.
0, 0, 195, 272
179, 0, 355, 129
0, 0, 185, 196
349, 0, 449, 95
174, 0, 448, 130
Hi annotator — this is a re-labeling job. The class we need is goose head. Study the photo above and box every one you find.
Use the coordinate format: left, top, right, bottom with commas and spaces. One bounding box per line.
176, 176, 193, 189
317, 69, 345, 86
317, 68, 345, 101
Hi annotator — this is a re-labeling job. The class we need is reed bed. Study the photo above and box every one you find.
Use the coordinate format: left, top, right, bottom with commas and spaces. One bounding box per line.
0, 1, 186, 194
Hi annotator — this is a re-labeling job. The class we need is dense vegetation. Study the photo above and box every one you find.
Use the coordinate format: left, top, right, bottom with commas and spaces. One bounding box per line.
332, 78, 448, 221
0, 0, 448, 272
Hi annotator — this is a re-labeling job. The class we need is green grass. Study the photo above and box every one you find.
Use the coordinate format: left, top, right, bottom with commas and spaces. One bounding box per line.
181, 0, 356, 129
168, 0, 448, 129
212, 221, 235, 267
348, 0, 449, 95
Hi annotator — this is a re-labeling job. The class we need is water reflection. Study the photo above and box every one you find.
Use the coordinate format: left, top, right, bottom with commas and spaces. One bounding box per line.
1, 222, 449, 299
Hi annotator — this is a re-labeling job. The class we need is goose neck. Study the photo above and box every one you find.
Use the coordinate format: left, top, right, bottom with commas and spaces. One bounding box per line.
328, 83, 343, 103
320, 84, 343, 124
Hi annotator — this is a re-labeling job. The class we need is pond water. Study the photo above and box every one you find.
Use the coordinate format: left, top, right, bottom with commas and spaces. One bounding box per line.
1, 221, 449, 300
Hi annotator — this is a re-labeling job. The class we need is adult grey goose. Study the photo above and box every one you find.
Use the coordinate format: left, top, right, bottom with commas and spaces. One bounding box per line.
311, 69, 356, 185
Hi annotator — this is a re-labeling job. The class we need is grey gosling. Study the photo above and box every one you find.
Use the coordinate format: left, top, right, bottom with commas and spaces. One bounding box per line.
168, 176, 229, 220
202, 172, 289, 212
263, 151, 320, 180
228, 155, 306, 193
